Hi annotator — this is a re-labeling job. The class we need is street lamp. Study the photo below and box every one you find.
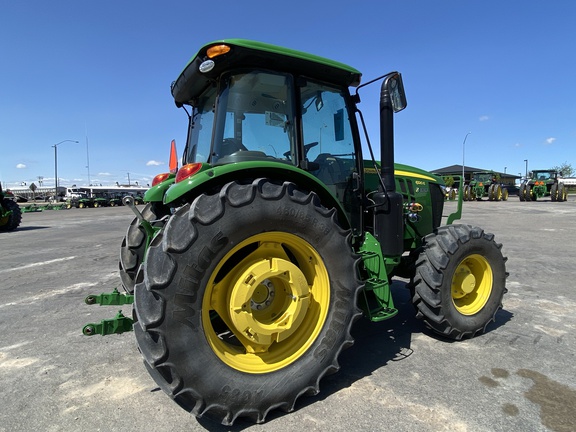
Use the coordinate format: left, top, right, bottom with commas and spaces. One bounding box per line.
53, 140, 79, 201
462, 132, 471, 184
524, 159, 528, 179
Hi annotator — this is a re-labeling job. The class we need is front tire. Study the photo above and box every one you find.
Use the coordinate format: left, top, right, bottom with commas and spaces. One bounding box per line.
134, 179, 361, 425
119, 203, 167, 293
410, 224, 507, 340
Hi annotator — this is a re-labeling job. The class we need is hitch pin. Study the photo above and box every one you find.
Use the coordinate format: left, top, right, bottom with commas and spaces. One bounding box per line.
123, 196, 146, 222
123, 196, 158, 239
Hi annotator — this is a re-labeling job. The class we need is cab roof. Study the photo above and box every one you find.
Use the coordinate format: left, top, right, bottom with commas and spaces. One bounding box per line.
171, 39, 362, 107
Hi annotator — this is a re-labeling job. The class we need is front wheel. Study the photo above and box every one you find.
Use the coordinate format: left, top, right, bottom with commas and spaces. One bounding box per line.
134, 179, 361, 425
410, 224, 508, 340
119, 203, 167, 293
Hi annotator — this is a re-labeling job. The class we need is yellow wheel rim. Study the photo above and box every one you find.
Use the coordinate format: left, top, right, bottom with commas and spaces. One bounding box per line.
202, 232, 330, 373
451, 254, 493, 315
496, 185, 502, 200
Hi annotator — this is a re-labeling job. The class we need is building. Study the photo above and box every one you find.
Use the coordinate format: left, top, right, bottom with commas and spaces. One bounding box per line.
432, 165, 520, 187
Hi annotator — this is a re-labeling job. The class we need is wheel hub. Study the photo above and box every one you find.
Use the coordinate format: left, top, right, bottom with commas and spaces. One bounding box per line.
452, 266, 476, 297
451, 254, 493, 315
228, 258, 310, 352
250, 279, 275, 310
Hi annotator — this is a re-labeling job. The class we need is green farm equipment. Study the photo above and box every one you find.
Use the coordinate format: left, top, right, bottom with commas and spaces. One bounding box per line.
464, 171, 508, 201
85, 40, 508, 425
0, 183, 22, 231
519, 170, 567, 201
69, 196, 94, 208
108, 195, 123, 207
92, 196, 110, 208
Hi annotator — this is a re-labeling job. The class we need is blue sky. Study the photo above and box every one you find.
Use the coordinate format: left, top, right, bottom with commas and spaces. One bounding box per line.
1, 1, 575, 189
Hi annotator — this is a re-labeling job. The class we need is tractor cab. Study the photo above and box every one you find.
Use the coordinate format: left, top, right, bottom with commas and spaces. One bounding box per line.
169, 40, 409, 238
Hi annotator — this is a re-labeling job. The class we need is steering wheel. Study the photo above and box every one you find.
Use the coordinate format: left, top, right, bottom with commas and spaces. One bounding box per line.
221, 138, 247, 155
283, 142, 319, 160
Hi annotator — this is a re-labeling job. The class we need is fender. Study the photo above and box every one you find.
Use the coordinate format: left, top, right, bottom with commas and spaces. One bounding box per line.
143, 175, 176, 203
164, 161, 350, 228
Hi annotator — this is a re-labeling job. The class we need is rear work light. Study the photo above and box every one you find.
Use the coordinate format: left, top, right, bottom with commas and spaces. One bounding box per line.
176, 163, 203, 183
152, 173, 172, 186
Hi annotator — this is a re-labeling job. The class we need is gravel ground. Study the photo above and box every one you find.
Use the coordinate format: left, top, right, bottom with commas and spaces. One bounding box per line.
1, 197, 575, 432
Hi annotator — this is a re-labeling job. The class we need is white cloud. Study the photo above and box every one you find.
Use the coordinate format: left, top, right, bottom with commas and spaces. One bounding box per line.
479, 115, 489, 121
514, 143, 522, 148
98, 172, 112, 176
146, 160, 164, 166
545, 137, 556, 145
16, 163, 26, 169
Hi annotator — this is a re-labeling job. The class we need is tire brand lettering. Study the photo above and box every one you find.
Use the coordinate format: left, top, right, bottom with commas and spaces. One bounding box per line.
276, 206, 330, 236
173, 293, 198, 326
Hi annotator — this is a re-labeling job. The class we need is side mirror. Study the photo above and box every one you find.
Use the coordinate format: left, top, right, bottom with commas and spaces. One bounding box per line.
384, 73, 407, 113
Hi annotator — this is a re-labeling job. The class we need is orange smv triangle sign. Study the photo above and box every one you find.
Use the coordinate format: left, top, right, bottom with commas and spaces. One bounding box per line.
169, 140, 178, 173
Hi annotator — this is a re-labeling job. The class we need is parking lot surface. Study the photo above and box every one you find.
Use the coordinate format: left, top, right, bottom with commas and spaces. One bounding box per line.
1, 199, 575, 432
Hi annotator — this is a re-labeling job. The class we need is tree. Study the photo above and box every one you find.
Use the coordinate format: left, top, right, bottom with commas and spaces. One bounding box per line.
551, 162, 574, 177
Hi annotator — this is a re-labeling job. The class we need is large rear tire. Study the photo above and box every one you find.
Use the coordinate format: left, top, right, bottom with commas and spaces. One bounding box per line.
525, 184, 533, 201
119, 203, 167, 293
410, 224, 507, 340
0, 199, 22, 231
493, 184, 502, 201
134, 179, 361, 425
559, 183, 567, 201
488, 184, 495, 201
551, 183, 558, 201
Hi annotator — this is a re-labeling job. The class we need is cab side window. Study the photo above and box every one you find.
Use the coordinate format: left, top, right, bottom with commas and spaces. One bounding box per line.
300, 81, 356, 201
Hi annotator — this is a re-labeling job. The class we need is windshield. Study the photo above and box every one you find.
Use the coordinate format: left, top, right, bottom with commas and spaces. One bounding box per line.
474, 173, 493, 183
212, 71, 295, 165
533, 171, 552, 181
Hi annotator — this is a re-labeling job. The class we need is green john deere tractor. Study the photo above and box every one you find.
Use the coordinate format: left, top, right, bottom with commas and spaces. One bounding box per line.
519, 170, 567, 202
464, 171, 508, 201
0, 183, 22, 231
84, 39, 508, 425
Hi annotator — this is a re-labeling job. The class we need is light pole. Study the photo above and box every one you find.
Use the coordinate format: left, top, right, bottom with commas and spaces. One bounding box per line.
524, 159, 528, 179
462, 132, 471, 184
504, 167, 507, 174
53, 140, 79, 201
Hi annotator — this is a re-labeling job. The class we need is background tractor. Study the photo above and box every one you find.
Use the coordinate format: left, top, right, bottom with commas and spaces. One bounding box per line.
519, 170, 567, 201
85, 40, 508, 425
0, 183, 22, 231
463, 171, 508, 201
